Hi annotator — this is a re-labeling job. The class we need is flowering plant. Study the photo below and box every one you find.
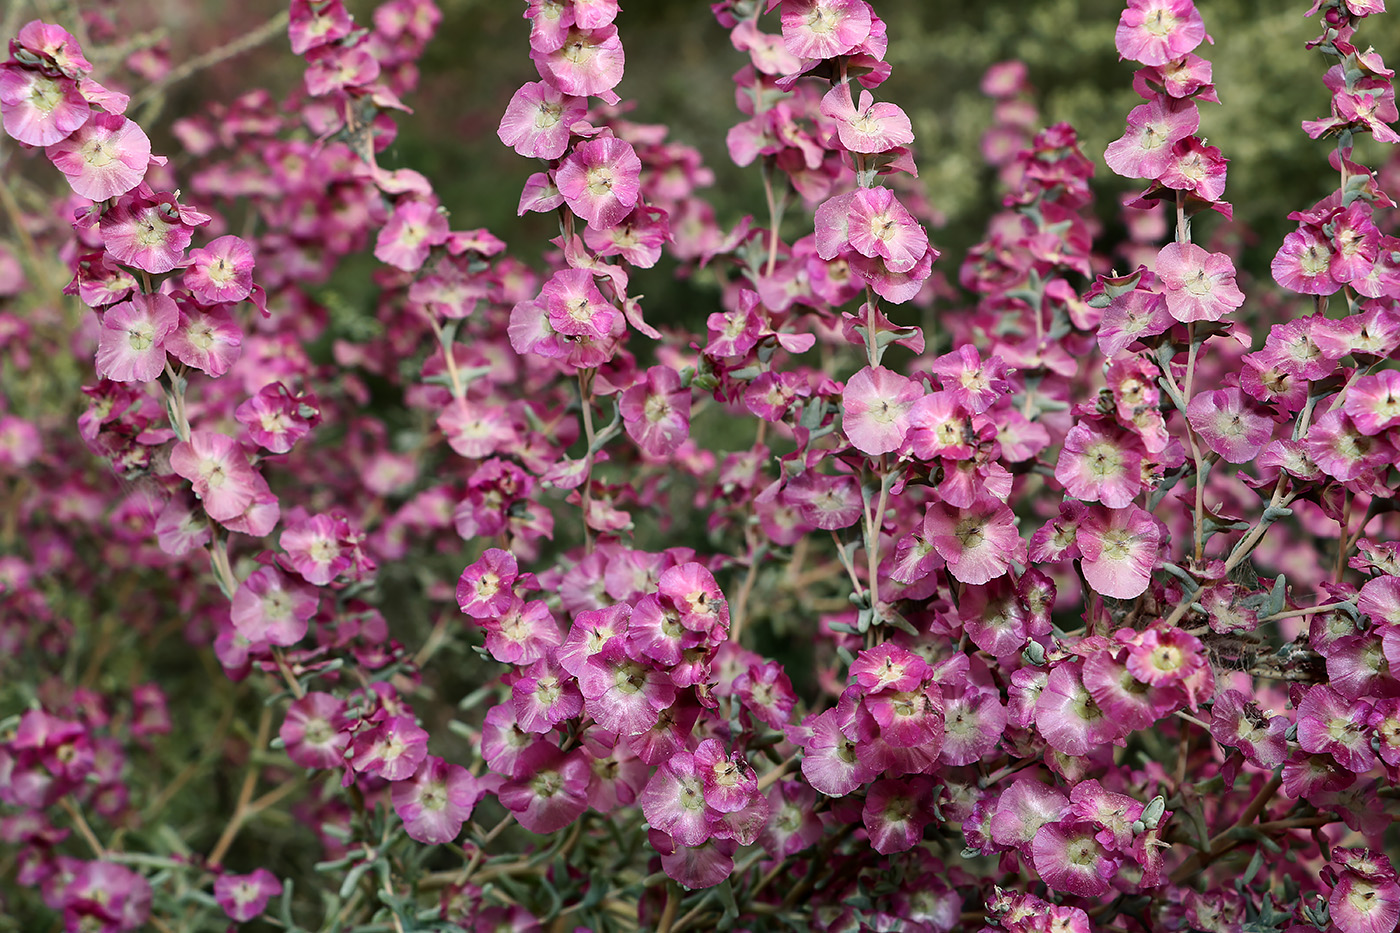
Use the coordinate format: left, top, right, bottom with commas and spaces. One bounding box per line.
3, 0, 1400, 931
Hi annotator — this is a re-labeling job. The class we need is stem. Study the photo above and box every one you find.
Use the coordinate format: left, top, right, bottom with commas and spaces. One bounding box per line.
578, 369, 598, 554
1169, 774, 1281, 884
728, 526, 762, 643
1260, 601, 1350, 624
426, 314, 466, 399
131, 10, 291, 117
760, 157, 783, 278
60, 797, 108, 858
657, 884, 680, 933
207, 706, 272, 866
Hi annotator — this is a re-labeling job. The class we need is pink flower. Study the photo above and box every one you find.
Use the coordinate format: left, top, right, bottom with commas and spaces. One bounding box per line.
1035, 662, 1122, 756
1159, 136, 1227, 202
1104, 96, 1199, 179
780, 0, 873, 61
63, 860, 152, 932
512, 655, 583, 733
100, 192, 199, 274
456, 548, 519, 620
169, 431, 259, 523
235, 383, 319, 454
620, 365, 690, 458
841, 365, 922, 455
540, 267, 615, 339
1031, 820, 1116, 897
1343, 370, 1400, 436
578, 640, 677, 736
214, 869, 282, 922
1272, 226, 1340, 295
1114, 0, 1208, 66
531, 25, 625, 103
374, 199, 448, 272
46, 112, 150, 201
94, 293, 178, 383
555, 137, 642, 230
347, 715, 428, 782
279, 691, 351, 770
922, 497, 1026, 586
1308, 409, 1394, 483
1155, 242, 1244, 322
1330, 871, 1400, 933
819, 82, 913, 153
1186, 388, 1273, 463
497, 80, 586, 160
1077, 504, 1159, 600
280, 513, 352, 585
1297, 684, 1376, 773
862, 776, 936, 854
497, 743, 590, 833
184, 235, 254, 304
1055, 422, 1144, 508
164, 306, 243, 377
231, 566, 318, 646
0, 64, 89, 146
391, 755, 480, 845
845, 187, 928, 273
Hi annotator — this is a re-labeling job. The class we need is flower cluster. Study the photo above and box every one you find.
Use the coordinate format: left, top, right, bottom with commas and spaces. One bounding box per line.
6, 0, 1400, 930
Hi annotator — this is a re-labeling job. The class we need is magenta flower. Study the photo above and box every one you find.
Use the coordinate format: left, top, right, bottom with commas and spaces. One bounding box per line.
235, 382, 319, 454
940, 687, 1007, 766
540, 267, 615, 339
1035, 662, 1122, 757
640, 748, 717, 846
990, 778, 1068, 852
620, 365, 690, 458
819, 81, 913, 153
1186, 388, 1273, 463
785, 471, 863, 530
169, 431, 260, 523
46, 112, 150, 201
456, 548, 519, 620
863, 776, 936, 854
184, 235, 254, 304
100, 193, 197, 274
922, 497, 1025, 585
279, 691, 351, 770
497, 743, 590, 833
512, 655, 583, 733
1159, 136, 1227, 202
531, 25, 625, 103
841, 365, 922, 456
63, 860, 152, 932
578, 640, 677, 736
231, 565, 317, 646
280, 513, 351, 586
214, 868, 282, 922
391, 755, 480, 845
780, 0, 872, 61
1330, 870, 1400, 933
1155, 242, 1244, 322
1272, 226, 1340, 295
1031, 820, 1117, 897
497, 80, 586, 159
1104, 97, 1199, 179
1114, 0, 1208, 66
0, 63, 89, 146
1343, 370, 1400, 436
347, 715, 429, 782
1297, 684, 1376, 774
1308, 409, 1394, 483
555, 137, 642, 230
94, 292, 178, 383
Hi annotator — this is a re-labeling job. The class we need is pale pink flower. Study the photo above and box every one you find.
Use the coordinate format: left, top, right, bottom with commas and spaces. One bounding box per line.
280, 513, 352, 586
1031, 820, 1117, 897
845, 186, 928, 273
391, 756, 480, 845
1186, 388, 1273, 463
94, 292, 178, 383
555, 136, 642, 230
620, 365, 690, 458
1055, 422, 1144, 508
1077, 505, 1159, 600
0, 64, 89, 146
922, 497, 1025, 586
531, 25, 625, 103
497, 80, 586, 160
1104, 97, 1199, 179
279, 691, 351, 770
1156, 242, 1244, 322
1115, 0, 1208, 66
819, 82, 913, 153
1272, 226, 1340, 295
231, 565, 318, 646
46, 113, 150, 201
164, 306, 243, 377
184, 235, 254, 304
841, 365, 922, 455
374, 199, 448, 272
99, 193, 197, 275
1344, 370, 1400, 435
168, 431, 260, 518
214, 869, 282, 923
780, 0, 873, 61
